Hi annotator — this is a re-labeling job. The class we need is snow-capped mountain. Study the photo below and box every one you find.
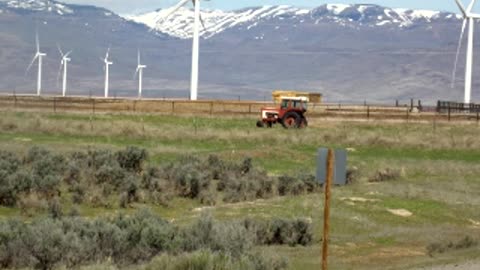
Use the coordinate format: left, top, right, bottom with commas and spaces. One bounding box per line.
126, 4, 460, 39
0, 0, 73, 15
0, 0, 473, 102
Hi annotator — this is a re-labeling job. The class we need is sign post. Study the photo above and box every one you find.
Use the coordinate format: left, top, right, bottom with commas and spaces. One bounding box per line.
322, 149, 334, 270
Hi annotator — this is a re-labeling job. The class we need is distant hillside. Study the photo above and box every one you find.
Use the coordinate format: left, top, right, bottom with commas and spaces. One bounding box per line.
0, 0, 475, 103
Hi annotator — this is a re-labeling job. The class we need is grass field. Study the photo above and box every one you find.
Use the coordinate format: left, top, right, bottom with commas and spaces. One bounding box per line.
0, 111, 479, 269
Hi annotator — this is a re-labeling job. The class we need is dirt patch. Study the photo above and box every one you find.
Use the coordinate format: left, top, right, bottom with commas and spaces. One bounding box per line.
341, 197, 379, 203
387, 208, 413, 217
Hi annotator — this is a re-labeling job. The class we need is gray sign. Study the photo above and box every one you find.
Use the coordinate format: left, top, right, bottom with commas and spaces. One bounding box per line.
316, 148, 347, 185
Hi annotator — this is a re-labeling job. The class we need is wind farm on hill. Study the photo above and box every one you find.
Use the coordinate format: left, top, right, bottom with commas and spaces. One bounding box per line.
0, 1, 480, 270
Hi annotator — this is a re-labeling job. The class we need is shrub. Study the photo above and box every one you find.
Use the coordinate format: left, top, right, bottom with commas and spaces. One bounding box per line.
0, 151, 20, 174
278, 175, 305, 196
427, 236, 478, 257
116, 147, 148, 173
369, 168, 401, 182
48, 198, 63, 219
0, 219, 26, 268
22, 219, 67, 270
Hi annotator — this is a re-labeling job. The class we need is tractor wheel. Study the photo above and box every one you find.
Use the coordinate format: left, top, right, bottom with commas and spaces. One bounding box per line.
281, 112, 301, 129
256, 120, 265, 128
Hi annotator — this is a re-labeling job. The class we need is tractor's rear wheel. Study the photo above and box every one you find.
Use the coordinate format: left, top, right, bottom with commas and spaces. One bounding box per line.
281, 112, 301, 129
256, 120, 265, 128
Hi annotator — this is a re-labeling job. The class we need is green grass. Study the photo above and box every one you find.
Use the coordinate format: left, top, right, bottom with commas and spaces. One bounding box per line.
0, 111, 480, 269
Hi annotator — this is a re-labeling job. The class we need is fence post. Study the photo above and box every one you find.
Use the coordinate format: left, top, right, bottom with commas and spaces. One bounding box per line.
322, 149, 334, 270
406, 108, 409, 122
395, 100, 399, 107
171, 101, 175, 114
410, 98, 414, 111
92, 98, 96, 115
477, 111, 479, 124
249, 104, 252, 114
210, 102, 213, 115
53, 97, 57, 113
448, 106, 451, 122
13, 93, 17, 109
367, 106, 370, 120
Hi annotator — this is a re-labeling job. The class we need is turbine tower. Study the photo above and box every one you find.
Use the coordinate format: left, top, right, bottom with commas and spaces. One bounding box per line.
134, 50, 147, 99
26, 31, 46, 96
57, 45, 72, 97
453, 0, 480, 104
159, 0, 208, 101
103, 48, 113, 98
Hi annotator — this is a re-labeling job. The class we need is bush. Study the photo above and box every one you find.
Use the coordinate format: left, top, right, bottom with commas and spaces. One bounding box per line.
116, 147, 148, 173
22, 219, 67, 270
427, 236, 478, 257
369, 168, 401, 182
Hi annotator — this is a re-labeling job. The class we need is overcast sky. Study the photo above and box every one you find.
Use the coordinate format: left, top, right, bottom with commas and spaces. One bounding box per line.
60, 0, 462, 15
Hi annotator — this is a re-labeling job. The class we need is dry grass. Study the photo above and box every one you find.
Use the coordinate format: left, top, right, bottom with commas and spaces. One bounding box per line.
0, 111, 479, 270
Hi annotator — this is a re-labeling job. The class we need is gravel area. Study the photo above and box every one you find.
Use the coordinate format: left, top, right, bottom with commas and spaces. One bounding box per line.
414, 261, 480, 270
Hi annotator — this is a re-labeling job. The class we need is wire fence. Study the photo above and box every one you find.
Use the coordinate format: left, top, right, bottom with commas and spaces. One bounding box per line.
0, 95, 479, 123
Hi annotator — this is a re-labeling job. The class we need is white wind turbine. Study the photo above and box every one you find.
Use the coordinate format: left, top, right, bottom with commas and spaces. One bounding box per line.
159, 0, 209, 101
26, 31, 46, 96
103, 48, 113, 98
56, 45, 72, 97
453, 0, 480, 104
134, 50, 147, 98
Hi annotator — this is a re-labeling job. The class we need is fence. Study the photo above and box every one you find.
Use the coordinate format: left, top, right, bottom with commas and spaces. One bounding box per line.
0, 95, 479, 123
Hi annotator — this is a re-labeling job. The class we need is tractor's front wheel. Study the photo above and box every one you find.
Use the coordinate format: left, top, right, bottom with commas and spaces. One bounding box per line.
281, 112, 301, 129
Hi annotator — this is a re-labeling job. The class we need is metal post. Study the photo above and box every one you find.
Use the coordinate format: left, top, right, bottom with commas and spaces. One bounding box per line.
92, 98, 96, 115
210, 102, 213, 115
172, 101, 175, 114
396, 100, 399, 107
410, 98, 414, 111
367, 106, 370, 120
322, 149, 334, 270
53, 97, 57, 113
448, 106, 451, 122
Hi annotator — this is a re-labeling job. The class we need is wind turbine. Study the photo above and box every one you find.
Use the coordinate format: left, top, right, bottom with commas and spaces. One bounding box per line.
134, 50, 147, 99
453, 0, 480, 104
26, 31, 46, 96
159, 0, 209, 101
56, 45, 72, 97
103, 48, 113, 98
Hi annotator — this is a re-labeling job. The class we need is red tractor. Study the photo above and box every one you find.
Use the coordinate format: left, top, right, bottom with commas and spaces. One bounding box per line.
256, 97, 308, 129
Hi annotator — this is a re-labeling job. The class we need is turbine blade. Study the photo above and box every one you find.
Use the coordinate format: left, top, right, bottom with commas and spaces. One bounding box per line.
455, 0, 468, 17
57, 43, 64, 57
25, 55, 38, 75
35, 30, 40, 53
452, 19, 468, 89
56, 62, 63, 87
105, 47, 111, 60
134, 68, 139, 80
138, 49, 141, 66
65, 50, 73, 58
158, 0, 191, 23
467, 0, 477, 13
